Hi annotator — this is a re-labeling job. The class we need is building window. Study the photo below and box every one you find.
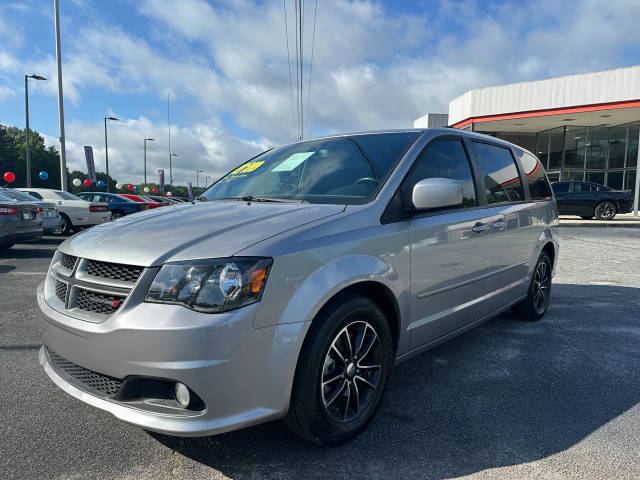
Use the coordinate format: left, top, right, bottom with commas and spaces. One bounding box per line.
608, 125, 627, 169
606, 171, 624, 190
586, 171, 605, 186
564, 126, 587, 169
535, 131, 549, 169
628, 123, 639, 168
548, 127, 564, 170
586, 127, 608, 169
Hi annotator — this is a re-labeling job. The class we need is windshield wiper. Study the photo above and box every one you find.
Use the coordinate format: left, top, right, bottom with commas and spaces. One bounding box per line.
215, 195, 308, 204
194, 195, 207, 201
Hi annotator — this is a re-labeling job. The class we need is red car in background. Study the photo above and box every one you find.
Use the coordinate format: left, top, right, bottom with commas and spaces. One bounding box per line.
119, 194, 164, 209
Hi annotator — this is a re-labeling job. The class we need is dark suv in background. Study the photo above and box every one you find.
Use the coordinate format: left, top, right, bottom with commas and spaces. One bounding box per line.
552, 181, 633, 220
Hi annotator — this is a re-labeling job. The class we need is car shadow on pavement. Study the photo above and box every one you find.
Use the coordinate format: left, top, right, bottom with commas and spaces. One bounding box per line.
150, 283, 640, 478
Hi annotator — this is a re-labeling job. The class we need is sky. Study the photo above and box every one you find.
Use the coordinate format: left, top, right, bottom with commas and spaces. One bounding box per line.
1, 0, 640, 187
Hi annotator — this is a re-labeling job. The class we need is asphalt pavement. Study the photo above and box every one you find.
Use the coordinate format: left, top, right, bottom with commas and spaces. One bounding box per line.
1, 228, 639, 479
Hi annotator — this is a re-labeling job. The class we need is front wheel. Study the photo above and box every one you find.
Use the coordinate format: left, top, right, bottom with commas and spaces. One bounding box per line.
285, 295, 393, 445
594, 201, 616, 220
52, 213, 71, 235
512, 251, 552, 321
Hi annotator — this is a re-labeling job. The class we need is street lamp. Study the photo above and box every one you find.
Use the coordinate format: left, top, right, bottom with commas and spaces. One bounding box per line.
169, 153, 178, 187
24, 74, 47, 187
104, 116, 118, 192
205, 175, 210, 187
144, 138, 154, 185
196, 170, 204, 188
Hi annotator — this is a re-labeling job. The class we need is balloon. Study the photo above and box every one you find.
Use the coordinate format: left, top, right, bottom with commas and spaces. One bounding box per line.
72, 178, 81, 187
83, 179, 91, 186
143, 187, 149, 193
166, 191, 172, 197
3, 172, 15, 182
134, 185, 139, 191
97, 180, 105, 187
116, 183, 122, 189
152, 188, 157, 194
127, 184, 133, 190
39, 171, 48, 180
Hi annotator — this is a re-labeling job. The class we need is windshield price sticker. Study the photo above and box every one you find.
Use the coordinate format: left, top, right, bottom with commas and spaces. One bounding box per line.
230, 161, 265, 176
272, 152, 315, 172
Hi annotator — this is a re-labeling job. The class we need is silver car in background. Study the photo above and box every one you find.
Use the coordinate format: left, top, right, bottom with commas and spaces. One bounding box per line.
0, 188, 62, 234
0, 192, 42, 250
37, 128, 558, 445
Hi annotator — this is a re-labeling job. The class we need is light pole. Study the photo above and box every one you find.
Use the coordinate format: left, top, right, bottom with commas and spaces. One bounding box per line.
205, 175, 210, 187
144, 138, 154, 185
169, 153, 178, 187
104, 116, 118, 192
196, 170, 204, 188
54, 0, 67, 191
24, 74, 47, 187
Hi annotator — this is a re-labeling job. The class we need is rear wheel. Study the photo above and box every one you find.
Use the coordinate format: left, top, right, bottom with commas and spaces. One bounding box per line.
52, 213, 72, 235
512, 251, 552, 321
111, 211, 124, 219
594, 201, 616, 220
285, 295, 393, 445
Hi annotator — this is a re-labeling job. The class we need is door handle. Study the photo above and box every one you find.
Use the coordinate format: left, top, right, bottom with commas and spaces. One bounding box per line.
493, 220, 507, 231
471, 222, 490, 234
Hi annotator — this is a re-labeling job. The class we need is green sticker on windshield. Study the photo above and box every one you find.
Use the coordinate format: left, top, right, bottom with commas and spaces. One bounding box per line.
271, 152, 314, 172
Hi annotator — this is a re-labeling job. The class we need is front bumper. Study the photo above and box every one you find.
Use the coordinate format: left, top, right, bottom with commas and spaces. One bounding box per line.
37, 282, 309, 436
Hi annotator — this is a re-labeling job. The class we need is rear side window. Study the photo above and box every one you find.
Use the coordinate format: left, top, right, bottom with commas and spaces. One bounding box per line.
471, 142, 524, 204
574, 182, 593, 192
517, 151, 552, 200
24, 191, 43, 199
552, 182, 570, 193
405, 139, 477, 207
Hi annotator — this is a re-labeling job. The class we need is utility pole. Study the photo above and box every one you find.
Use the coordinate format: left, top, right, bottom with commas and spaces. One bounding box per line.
24, 74, 47, 187
168, 92, 172, 186
53, 0, 68, 191
104, 117, 118, 192
196, 170, 203, 189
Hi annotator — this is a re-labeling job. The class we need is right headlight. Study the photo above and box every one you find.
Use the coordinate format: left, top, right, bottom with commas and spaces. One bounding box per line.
145, 257, 273, 313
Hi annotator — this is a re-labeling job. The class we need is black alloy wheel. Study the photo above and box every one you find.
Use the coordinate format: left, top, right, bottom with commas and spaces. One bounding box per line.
595, 201, 616, 220
512, 251, 552, 321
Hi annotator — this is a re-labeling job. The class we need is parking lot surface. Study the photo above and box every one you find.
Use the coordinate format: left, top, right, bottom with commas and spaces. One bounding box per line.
2, 228, 639, 479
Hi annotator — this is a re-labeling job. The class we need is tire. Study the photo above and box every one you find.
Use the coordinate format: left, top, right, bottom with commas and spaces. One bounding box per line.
52, 213, 72, 236
580, 216, 594, 220
512, 251, 552, 321
594, 201, 616, 220
285, 294, 393, 445
111, 211, 124, 219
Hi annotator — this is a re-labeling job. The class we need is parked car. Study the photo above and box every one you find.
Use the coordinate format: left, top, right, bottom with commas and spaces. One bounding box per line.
76, 192, 149, 218
36, 129, 558, 445
0, 191, 42, 249
147, 195, 174, 205
0, 187, 62, 234
139, 195, 170, 207
551, 181, 633, 220
20, 188, 111, 235
119, 193, 163, 209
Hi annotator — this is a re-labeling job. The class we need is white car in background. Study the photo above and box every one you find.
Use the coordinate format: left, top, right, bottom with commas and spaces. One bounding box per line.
20, 188, 111, 235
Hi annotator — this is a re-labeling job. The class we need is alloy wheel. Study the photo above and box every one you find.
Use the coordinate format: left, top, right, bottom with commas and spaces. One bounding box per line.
321, 320, 382, 423
533, 260, 551, 314
596, 202, 616, 220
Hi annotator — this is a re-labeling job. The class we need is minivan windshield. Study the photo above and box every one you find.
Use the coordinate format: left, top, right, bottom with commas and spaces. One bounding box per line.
200, 133, 419, 205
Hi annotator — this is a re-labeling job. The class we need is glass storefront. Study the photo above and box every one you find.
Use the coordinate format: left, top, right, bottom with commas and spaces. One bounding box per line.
529, 122, 639, 196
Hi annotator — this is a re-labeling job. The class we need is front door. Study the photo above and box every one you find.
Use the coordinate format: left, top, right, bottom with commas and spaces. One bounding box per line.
405, 138, 494, 349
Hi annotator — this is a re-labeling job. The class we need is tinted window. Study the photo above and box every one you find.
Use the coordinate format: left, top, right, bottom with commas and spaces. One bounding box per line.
471, 142, 524, 203
405, 139, 477, 207
0, 189, 38, 201
516, 151, 552, 200
552, 182, 570, 193
23, 191, 43, 199
54, 191, 82, 200
574, 182, 593, 192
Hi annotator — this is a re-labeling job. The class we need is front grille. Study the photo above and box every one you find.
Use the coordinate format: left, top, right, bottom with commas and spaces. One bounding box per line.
55, 280, 67, 303
60, 253, 77, 271
75, 289, 125, 315
48, 350, 123, 397
86, 259, 143, 283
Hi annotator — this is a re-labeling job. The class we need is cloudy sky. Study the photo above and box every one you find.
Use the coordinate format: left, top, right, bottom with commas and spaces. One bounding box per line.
1, 0, 640, 186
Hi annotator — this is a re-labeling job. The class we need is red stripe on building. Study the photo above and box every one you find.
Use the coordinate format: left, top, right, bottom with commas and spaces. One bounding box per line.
450, 99, 640, 129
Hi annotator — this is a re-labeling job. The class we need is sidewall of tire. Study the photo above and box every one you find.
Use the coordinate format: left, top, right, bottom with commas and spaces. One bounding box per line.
287, 296, 393, 445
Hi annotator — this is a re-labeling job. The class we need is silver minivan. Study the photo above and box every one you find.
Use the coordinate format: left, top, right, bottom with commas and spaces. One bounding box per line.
37, 128, 558, 445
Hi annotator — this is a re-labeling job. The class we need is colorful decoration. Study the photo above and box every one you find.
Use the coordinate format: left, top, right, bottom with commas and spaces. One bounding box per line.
72, 178, 81, 187
143, 187, 149, 193
152, 188, 157, 194
3, 172, 15, 182
97, 180, 105, 187
39, 171, 48, 180
127, 184, 133, 190
166, 191, 172, 197
133, 185, 139, 191
116, 183, 122, 189
83, 179, 91, 187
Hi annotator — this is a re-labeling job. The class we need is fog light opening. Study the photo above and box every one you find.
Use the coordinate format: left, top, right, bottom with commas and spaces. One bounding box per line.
175, 382, 190, 407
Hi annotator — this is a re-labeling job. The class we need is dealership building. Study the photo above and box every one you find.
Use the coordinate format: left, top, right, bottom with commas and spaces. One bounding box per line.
414, 65, 640, 213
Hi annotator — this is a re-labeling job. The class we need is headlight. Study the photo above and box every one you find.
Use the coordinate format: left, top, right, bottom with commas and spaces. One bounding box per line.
145, 257, 272, 313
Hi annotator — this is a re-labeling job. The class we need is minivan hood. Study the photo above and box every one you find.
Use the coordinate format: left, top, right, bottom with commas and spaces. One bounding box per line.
61, 201, 345, 266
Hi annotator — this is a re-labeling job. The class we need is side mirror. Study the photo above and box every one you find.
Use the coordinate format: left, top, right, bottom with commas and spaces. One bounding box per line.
412, 178, 463, 211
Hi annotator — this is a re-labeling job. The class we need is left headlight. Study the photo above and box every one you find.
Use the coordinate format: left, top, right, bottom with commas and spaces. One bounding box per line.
145, 257, 273, 313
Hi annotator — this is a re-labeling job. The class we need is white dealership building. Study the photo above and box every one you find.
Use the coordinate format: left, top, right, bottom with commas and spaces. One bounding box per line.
415, 65, 640, 214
